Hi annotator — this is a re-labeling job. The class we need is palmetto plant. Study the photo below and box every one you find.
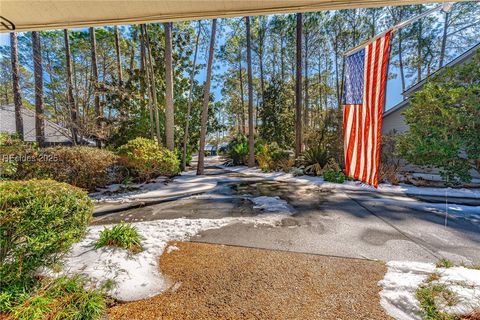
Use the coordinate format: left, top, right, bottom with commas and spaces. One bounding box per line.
302, 145, 330, 176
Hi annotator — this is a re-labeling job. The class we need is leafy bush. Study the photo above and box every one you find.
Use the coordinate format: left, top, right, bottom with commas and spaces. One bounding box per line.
0, 133, 36, 180
396, 49, 480, 183
226, 135, 249, 165
323, 169, 346, 184
95, 222, 142, 253
7, 276, 105, 320
0, 180, 93, 288
302, 145, 331, 176
16, 146, 118, 191
255, 142, 292, 172
117, 137, 180, 181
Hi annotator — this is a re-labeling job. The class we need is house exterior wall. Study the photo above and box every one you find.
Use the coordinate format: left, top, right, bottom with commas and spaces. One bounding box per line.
382, 105, 409, 134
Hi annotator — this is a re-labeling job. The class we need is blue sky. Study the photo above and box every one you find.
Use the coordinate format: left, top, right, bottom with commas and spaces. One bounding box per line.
0, 14, 467, 112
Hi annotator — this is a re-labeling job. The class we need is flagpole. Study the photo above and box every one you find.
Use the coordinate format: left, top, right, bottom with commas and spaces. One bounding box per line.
343, 4, 448, 57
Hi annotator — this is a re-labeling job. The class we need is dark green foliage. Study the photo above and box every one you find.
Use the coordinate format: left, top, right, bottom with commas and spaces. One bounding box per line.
397, 49, 480, 183
259, 80, 295, 148
0, 180, 93, 288
303, 145, 331, 176
227, 135, 249, 165
7, 276, 106, 320
117, 137, 180, 181
323, 169, 346, 183
95, 222, 142, 254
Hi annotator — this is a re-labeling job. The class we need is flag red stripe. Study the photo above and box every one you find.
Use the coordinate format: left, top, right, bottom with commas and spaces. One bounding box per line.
373, 32, 391, 187
345, 105, 357, 177
343, 31, 391, 188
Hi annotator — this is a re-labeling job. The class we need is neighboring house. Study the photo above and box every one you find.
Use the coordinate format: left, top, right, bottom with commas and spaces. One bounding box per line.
383, 43, 480, 134
381, 44, 480, 185
0, 104, 73, 145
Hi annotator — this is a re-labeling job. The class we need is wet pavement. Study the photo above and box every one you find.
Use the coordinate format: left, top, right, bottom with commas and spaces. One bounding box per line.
92, 161, 480, 265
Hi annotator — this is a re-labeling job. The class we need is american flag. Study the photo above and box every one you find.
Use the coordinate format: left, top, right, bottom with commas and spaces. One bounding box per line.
343, 31, 391, 188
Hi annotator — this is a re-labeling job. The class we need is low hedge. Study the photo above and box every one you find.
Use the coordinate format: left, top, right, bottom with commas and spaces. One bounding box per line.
117, 137, 180, 181
16, 146, 118, 191
0, 180, 93, 289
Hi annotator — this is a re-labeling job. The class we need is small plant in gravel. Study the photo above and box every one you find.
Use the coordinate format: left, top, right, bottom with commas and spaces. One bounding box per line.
95, 222, 143, 253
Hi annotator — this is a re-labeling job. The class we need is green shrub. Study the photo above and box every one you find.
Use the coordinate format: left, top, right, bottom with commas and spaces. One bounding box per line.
117, 137, 180, 181
8, 276, 105, 320
302, 145, 331, 176
323, 169, 346, 184
255, 142, 292, 172
0, 133, 37, 180
226, 135, 249, 165
95, 222, 142, 253
0, 180, 93, 288
175, 148, 192, 167
15, 146, 118, 191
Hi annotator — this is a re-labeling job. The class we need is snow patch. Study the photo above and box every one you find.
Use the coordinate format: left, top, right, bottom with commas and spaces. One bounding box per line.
250, 196, 293, 214
379, 261, 480, 320
54, 215, 286, 302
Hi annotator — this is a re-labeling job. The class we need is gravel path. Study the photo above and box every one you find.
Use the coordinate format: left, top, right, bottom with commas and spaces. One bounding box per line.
109, 242, 391, 320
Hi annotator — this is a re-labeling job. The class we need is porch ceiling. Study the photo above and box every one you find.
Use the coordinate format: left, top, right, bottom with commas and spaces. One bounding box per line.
1, 0, 454, 33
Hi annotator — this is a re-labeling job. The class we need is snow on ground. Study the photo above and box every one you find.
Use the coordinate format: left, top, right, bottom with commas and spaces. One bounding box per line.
90, 175, 217, 203
54, 214, 288, 301
221, 165, 480, 199
379, 261, 480, 320
250, 196, 293, 213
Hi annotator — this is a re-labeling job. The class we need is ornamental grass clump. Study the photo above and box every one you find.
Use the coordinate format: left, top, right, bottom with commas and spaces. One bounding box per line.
95, 222, 143, 254
8, 276, 106, 320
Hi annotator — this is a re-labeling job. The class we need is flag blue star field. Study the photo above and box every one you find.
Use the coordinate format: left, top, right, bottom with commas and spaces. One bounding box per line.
343, 31, 391, 188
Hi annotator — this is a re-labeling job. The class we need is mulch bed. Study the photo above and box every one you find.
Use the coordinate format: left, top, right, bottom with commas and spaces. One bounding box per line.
109, 242, 391, 319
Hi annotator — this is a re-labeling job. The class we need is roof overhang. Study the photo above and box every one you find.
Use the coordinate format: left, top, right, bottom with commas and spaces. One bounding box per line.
1, 0, 455, 33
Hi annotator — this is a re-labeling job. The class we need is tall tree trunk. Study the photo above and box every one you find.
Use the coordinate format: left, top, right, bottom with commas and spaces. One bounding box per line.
140, 25, 155, 140
90, 27, 101, 146
164, 22, 175, 150
197, 19, 217, 175
144, 25, 162, 143
304, 28, 309, 130
280, 34, 285, 83
10, 33, 24, 140
182, 21, 201, 171
32, 31, 45, 146
114, 26, 123, 85
295, 13, 303, 158
238, 49, 246, 135
416, 18, 423, 82
258, 17, 266, 104
439, 11, 449, 68
246, 16, 255, 167
398, 29, 406, 93
64, 29, 78, 144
